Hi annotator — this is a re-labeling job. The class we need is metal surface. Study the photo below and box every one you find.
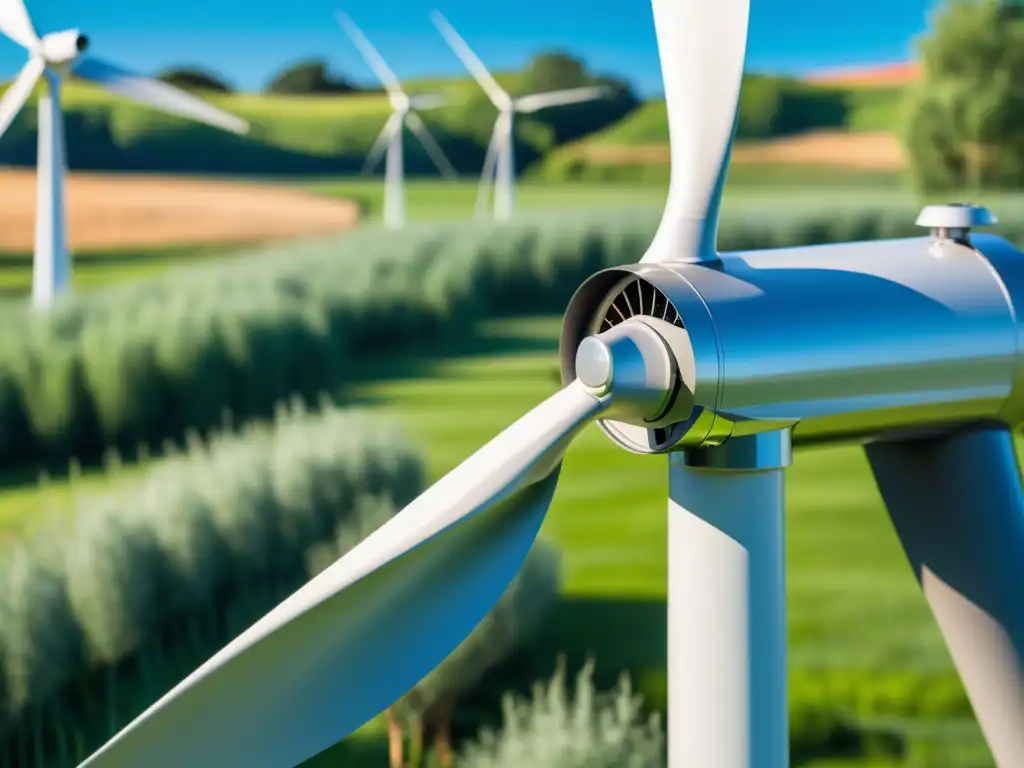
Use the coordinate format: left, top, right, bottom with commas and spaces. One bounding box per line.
916, 203, 996, 229
866, 426, 1024, 767
564, 234, 1024, 451
668, 431, 790, 768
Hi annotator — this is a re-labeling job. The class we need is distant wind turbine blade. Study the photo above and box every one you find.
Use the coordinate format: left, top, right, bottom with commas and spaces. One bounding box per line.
70, 56, 249, 135
362, 112, 402, 175
408, 93, 446, 111
429, 11, 508, 108
0, 0, 38, 49
335, 11, 403, 95
514, 85, 608, 114
0, 56, 43, 139
406, 111, 457, 179
476, 118, 502, 218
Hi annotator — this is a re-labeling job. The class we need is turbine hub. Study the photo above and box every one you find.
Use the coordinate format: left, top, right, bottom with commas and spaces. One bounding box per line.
40, 29, 88, 64
576, 317, 696, 430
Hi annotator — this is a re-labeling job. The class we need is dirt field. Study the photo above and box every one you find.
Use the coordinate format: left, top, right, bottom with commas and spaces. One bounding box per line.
577, 131, 907, 171
0, 170, 361, 251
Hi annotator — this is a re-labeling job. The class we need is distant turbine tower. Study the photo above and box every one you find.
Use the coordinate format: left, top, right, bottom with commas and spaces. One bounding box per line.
337, 11, 456, 230
0, 0, 249, 308
431, 10, 607, 221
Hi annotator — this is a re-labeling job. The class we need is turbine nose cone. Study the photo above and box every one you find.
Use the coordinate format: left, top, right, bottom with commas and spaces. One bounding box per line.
575, 337, 613, 391
76, 34, 89, 52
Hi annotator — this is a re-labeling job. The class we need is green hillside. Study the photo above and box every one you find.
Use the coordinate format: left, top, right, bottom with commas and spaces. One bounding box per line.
0, 67, 908, 180
583, 80, 905, 148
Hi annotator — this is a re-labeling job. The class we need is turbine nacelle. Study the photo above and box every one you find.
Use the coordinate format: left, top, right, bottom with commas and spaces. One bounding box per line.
39, 28, 88, 65
562, 227, 1024, 454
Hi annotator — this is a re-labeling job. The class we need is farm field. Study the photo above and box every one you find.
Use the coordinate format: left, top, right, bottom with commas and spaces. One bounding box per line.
0, 169, 360, 252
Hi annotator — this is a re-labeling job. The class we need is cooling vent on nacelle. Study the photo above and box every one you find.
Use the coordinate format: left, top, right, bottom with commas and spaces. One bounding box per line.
600, 277, 684, 331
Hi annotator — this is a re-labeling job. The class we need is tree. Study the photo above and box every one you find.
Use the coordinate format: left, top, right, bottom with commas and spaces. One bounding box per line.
264, 59, 360, 95
523, 51, 589, 93
902, 0, 1024, 191
519, 51, 640, 146
156, 67, 233, 93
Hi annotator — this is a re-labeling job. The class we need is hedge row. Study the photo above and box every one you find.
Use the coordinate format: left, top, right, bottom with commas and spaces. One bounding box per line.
0, 398, 426, 766
4, 202, 1024, 469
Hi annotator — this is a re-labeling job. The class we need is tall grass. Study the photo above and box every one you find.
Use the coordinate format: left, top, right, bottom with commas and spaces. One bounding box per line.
0, 398, 424, 766
1, 203, 1022, 470
456, 657, 665, 768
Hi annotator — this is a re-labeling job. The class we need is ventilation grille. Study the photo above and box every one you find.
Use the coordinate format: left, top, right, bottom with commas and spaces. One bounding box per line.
600, 277, 683, 331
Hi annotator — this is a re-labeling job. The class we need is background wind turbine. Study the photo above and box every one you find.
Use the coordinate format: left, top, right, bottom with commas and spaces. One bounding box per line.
0, 0, 249, 308
78, 1, 1024, 767
337, 11, 456, 231
430, 10, 607, 221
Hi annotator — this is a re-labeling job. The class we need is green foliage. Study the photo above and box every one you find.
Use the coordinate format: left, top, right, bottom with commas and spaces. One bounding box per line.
902, 0, 1024, 191
523, 52, 590, 93
737, 75, 849, 140
0, 399, 423, 764
155, 67, 234, 93
264, 58, 362, 95
391, 540, 562, 725
456, 657, 664, 768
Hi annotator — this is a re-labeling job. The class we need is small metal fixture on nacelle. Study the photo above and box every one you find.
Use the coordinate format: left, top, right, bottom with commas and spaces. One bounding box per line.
561, 204, 1023, 454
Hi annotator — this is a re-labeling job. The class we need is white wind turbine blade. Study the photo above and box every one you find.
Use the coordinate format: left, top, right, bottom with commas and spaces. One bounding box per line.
514, 85, 608, 114
362, 111, 402, 175
642, 0, 749, 263
409, 92, 446, 111
406, 110, 457, 178
69, 56, 249, 135
0, 55, 43, 138
79, 379, 608, 768
475, 117, 502, 218
430, 10, 510, 108
336, 11, 403, 95
0, 0, 38, 49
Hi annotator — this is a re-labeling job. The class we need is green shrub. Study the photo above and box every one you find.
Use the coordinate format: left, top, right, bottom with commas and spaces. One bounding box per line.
0, 398, 424, 766
456, 657, 664, 768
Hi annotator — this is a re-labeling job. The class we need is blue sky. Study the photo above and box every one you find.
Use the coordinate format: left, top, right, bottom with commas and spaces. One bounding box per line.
2, 0, 940, 94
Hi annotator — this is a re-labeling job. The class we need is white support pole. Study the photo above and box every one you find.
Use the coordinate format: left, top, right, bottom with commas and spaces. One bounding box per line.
383, 115, 405, 230
865, 426, 1024, 766
33, 72, 70, 308
667, 431, 790, 768
493, 110, 515, 220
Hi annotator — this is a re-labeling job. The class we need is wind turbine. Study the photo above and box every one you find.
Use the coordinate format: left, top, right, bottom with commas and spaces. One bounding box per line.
336, 12, 456, 231
80, 1, 1024, 767
0, 0, 249, 308
430, 10, 607, 221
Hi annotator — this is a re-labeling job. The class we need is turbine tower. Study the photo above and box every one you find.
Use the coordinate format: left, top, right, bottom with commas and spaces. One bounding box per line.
0, 0, 249, 308
337, 12, 456, 230
80, 1, 1024, 767
430, 10, 606, 221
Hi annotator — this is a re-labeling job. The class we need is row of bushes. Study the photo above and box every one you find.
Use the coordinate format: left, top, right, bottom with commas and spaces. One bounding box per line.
10, 201, 1022, 470
0, 395, 561, 767
0, 397, 422, 763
